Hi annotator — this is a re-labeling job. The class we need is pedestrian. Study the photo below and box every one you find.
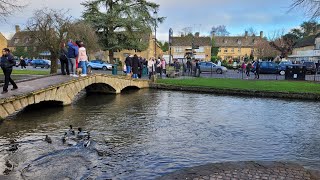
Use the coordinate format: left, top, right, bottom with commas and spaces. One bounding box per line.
186, 60, 191, 75
241, 62, 246, 73
246, 62, 252, 78
125, 55, 132, 76
161, 58, 166, 76
138, 56, 143, 78
148, 57, 156, 79
59, 42, 69, 75
1, 48, 18, 94
20, 57, 26, 70
132, 54, 139, 79
78, 42, 88, 76
67, 39, 79, 77
254, 61, 260, 79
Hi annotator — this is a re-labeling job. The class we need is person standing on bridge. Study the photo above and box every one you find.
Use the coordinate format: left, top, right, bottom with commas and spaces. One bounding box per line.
67, 40, 79, 77
132, 54, 139, 79
78, 42, 88, 76
1, 48, 18, 94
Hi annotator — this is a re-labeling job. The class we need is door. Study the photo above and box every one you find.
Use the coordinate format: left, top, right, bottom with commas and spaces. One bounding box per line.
260, 62, 268, 73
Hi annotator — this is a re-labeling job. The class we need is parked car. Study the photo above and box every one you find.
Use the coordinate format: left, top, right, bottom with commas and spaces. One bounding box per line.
278, 61, 292, 75
303, 61, 316, 74
87, 60, 112, 71
26, 59, 33, 66
198, 62, 228, 74
252, 61, 279, 74
31, 59, 51, 69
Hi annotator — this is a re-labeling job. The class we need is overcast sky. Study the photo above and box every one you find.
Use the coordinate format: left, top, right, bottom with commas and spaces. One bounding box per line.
0, 0, 309, 41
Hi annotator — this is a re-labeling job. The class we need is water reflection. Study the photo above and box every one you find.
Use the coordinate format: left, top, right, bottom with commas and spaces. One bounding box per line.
0, 89, 320, 179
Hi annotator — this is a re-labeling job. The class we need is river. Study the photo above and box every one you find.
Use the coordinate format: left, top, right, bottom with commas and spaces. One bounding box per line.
0, 89, 320, 179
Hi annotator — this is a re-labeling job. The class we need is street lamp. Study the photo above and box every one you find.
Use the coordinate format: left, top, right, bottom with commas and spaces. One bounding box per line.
169, 28, 173, 65
154, 9, 158, 59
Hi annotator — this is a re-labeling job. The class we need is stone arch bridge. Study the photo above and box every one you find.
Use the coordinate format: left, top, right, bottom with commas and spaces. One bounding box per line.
0, 74, 150, 119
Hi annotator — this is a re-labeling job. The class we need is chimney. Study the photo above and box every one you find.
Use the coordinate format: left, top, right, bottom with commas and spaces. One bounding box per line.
195, 32, 200, 37
245, 31, 248, 38
15, 25, 20, 33
260, 31, 263, 38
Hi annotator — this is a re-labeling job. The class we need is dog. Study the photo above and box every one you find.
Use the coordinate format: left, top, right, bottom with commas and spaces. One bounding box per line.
76, 68, 82, 76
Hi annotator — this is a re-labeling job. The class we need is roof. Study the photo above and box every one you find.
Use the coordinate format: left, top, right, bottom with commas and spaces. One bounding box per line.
293, 34, 320, 48
171, 36, 211, 46
8, 31, 37, 47
213, 35, 266, 47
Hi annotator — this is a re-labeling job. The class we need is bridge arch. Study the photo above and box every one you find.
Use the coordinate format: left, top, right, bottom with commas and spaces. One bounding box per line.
0, 74, 150, 119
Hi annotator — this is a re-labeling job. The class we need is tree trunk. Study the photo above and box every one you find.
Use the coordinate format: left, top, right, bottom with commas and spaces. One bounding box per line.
50, 52, 58, 74
108, 50, 114, 64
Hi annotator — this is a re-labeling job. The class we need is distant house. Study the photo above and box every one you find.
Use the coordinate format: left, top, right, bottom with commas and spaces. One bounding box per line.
171, 32, 212, 61
0, 32, 7, 51
289, 33, 320, 62
112, 34, 163, 62
7, 25, 38, 56
213, 31, 266, 61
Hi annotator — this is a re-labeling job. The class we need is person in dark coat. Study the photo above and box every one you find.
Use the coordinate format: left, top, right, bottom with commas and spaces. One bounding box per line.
1, 48, 18, 94
138, 56, 143, 78
254, 61, 260, 79
59, 42, 69, 75
132, 54, 139, 79
124, 55, 133, 75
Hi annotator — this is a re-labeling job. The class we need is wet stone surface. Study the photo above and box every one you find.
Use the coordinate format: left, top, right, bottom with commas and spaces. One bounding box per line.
158, 161, 320, 180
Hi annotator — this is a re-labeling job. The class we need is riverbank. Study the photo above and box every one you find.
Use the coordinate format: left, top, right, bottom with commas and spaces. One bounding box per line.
153, 78, 320, 100
0, 69, 50, 75
157, 161, 320, 180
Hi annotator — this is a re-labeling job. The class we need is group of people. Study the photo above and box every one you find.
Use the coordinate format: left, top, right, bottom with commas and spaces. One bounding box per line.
59, 39, 89, 77
240, 61, 261, 79
124, 55, 166, 79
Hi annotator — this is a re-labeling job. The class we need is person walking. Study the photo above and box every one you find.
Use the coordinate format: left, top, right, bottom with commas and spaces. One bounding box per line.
1, 48, 18, 94
148, 57, 156, 79
125, 55, 132, 76
254, 61, 260, 79
78, 42, 88, 76
20, 57, 26, 70
67, 40, 79, 77
161, 58, 166, 76
59, 42, 69, 75
246, 62, 252, 78
132, 54, 139, 79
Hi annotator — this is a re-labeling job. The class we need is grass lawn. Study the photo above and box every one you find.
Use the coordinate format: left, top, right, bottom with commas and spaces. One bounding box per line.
157, 78, 320, 94
0, 69, 50, 75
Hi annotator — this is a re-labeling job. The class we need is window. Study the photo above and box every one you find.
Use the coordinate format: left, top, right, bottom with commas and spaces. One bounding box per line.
238, 48, 241, 53
174, 47, 183, 53
231, 48, 234, 53
237, 39, 242, 45
224, 49, 228, 53
195, 47, 204, 53
14, 38, 19, 44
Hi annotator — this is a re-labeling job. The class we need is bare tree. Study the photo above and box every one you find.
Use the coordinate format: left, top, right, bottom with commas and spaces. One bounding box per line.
27, 8, 71, 74
255, 39, 280, 59
269, 34, 297, 58
210, 25, 230, 36
0, 0, 27, 18
290, 0, 320, 19
245, 27, 258, 36
181, 27, 193, 36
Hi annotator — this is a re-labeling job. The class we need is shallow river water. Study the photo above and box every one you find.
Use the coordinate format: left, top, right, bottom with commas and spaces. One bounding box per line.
0, 89, 320, 179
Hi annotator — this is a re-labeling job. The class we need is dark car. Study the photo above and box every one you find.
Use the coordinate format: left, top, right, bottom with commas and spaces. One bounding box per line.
278, 61, 292, 75
31, 59, 51, 69
303, 61, 316, 74
252, 61, 279, 74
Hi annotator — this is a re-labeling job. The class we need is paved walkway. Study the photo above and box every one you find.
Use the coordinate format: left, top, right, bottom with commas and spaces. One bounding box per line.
0, 75, 74, 99
157, 161, 320, 180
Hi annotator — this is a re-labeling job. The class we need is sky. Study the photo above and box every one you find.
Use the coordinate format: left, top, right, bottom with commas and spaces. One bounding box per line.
0, 0, 311, 41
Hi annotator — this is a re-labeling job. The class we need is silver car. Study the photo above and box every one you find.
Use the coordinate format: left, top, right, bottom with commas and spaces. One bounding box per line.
198, 62, 228, 74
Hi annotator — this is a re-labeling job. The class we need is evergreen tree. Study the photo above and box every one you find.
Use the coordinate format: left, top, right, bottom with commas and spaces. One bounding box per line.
82, 0, 165, 63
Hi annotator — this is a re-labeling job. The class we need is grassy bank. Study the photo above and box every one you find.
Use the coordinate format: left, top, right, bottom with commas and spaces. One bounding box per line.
157, 78, 320, 94
0, 70, 50, 75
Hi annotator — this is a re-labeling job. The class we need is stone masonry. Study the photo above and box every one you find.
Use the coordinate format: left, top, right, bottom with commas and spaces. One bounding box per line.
0, 74, 150, 119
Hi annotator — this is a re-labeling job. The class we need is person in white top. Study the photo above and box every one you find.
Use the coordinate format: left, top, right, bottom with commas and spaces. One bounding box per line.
78, 42, 88, 76
147, 57, 156, 79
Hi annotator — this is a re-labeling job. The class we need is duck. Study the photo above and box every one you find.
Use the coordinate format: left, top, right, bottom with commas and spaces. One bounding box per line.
7, 140, 18, 152
77, 128, 90, 140
5, 160, 13, 168
65, 125, 75, 136
83, 140, 91, 147
3, 160, 14, 175
45, 135, 52, 144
